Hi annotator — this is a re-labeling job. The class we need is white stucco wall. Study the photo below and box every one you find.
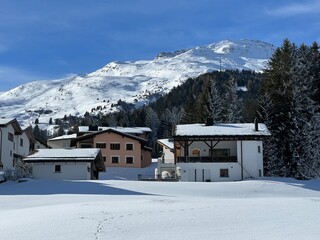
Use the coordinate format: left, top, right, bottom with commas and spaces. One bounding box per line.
177, 140, 264, 182
238, 141, 263, 178
48, 139, 72, 149
177, 162, 242, 182
32, 162, 92, 180
162, 146, 174, 163
0, 125, 15, 169
15, 132, 30, 158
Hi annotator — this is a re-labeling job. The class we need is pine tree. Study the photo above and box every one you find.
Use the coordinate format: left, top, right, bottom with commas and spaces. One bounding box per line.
207, 78, 223, 123
223, 77, 241, 123
259, 39, 296, 177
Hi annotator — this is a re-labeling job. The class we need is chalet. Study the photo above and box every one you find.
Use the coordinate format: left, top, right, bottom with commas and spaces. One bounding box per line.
172, 121, 271, 182
71, 128, 152, 168
24, 148, 104, 180
0, 119, 34, 171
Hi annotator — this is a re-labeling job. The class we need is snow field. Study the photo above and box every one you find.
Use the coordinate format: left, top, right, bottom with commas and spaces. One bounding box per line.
1, 178, 320, 240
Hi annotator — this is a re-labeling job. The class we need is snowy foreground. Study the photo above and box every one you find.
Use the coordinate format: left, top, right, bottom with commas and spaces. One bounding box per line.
1, 174, 320, 240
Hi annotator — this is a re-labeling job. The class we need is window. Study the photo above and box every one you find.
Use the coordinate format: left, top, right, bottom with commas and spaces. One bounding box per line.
80, 144, 92, 148
192, 148, 200, 156
258, 146, 261, 153
110, 143, 120, 150
96, 143, 106, 148
126, 143, 134, 150
8, 132, 13, 142
54, 165, 61, 173
20, 139, 23, 147
220, 169, 229, 177
211, 149, 230, 157
126, 156, 134, 164
111, 156, 119, 164
102, 156, 106, 162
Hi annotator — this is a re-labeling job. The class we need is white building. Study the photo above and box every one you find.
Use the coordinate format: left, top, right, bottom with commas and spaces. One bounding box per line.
157, 139, 175, 179
0, 119, 34, 171
173, 122, 271, 182
23, 148, 105, 180
47, 134, 77, 149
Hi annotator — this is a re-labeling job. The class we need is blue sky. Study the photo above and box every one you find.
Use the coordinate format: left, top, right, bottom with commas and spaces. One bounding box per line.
0, 0, 319, 91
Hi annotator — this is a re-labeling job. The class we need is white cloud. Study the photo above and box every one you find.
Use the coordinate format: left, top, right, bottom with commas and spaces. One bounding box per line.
267, 1, 320, 16
0, 66, 46, 91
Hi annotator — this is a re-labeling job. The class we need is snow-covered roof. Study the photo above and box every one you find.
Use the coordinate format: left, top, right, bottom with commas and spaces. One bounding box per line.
0, 118, 23, 133
157, 139, 174, 149
78, 126, 151, 134
0, 118, 13, 125
175, 123, 271, 138
48, 134, 77, 141
24, 148, 101, 162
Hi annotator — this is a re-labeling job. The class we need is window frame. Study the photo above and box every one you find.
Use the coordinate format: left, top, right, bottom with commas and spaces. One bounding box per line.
125, 156, 134, 164
54, 165, 61, 173
96, 142, 106, 148
111, 155, 119, 164
110, 143, 120, 150
8, 132, 14, 142
126, 142, 134, 151
220, 168, 229, 178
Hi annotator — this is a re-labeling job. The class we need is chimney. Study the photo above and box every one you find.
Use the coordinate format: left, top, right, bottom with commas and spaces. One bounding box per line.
206, 117, 214, 126
254, 118, 259, 131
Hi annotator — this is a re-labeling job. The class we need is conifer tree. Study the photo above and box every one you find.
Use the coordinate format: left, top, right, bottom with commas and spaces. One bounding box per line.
259, 39, 296, 177
223, 77, 241, 123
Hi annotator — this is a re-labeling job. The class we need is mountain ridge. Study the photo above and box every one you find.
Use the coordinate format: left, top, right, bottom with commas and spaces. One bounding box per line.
0, 39, 276, 126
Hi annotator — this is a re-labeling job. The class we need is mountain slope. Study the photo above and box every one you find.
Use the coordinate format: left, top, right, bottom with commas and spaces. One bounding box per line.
0, 39, 275, 126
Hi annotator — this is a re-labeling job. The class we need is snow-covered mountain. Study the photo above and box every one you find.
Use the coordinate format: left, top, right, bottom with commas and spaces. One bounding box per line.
0, 39, 275, 126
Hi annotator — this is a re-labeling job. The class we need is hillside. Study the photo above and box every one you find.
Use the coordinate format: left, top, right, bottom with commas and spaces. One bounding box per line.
0, 39, 275, 126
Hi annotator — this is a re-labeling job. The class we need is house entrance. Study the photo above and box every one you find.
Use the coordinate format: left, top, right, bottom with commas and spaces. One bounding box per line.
188, 169, 210, 182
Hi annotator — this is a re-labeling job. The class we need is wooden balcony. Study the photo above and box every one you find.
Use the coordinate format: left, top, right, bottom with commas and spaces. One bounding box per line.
177, 156, 237, 163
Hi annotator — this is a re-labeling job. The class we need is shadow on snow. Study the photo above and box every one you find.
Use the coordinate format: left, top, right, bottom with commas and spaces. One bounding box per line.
0, 179, 154, 196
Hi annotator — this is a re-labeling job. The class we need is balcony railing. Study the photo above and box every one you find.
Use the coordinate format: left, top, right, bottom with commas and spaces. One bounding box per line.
177, 156, 237, 163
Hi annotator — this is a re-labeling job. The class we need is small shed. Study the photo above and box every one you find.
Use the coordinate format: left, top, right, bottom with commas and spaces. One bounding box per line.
24, 148, 105, 180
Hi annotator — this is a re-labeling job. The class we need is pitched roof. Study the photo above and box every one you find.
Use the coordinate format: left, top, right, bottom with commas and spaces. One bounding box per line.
48, 133, 77, 141
0, 118, 23, 134
72, 128, 148, 146
157, 139, 174, 150
174, 123, 271, 140
78, 126, 152, 134
24, 148, 101, 162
